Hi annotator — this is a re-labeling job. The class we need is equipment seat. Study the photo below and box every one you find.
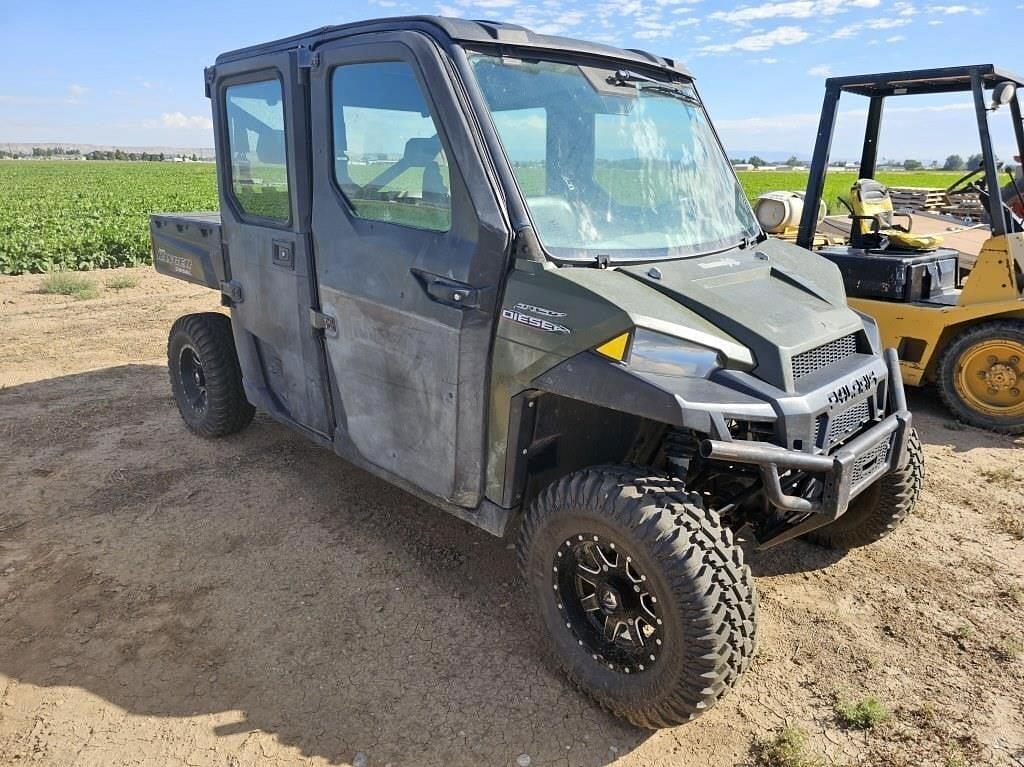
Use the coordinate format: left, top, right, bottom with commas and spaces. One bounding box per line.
848, 179, 944, 251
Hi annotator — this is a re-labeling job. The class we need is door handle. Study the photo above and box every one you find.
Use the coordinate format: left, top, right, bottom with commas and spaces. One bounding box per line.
411, 269, 479, 309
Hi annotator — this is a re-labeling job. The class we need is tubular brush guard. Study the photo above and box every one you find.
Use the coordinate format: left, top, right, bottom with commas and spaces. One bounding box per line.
700, 349, 912, 548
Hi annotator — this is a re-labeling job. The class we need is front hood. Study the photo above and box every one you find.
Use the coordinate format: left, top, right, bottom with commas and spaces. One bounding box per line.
618, 238, 865, 390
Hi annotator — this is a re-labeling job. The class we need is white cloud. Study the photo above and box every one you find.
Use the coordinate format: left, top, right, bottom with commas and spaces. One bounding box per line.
827, 16, 910, 39
761, 57, 779, 63
926, 3, 982, 12
808, 64, 832, 77
928, 18, 944, 23
68, 84, 88, 99
700, 25, 808, 53
161, 112, 213, 130
710, 0, 879, 23
885, 34, 905, 41
865, 17, 911, 27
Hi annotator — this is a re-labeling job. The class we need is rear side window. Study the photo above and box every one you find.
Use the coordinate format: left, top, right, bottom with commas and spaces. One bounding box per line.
331, 61, 451, 232
225, 79, 290, 222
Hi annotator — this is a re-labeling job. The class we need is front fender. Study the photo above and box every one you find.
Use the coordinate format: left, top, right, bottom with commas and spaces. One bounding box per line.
531, 351, 776, 438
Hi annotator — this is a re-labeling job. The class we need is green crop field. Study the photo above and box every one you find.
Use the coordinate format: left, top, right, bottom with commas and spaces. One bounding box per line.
0, 160, 218, 275
0, 159, 966, 275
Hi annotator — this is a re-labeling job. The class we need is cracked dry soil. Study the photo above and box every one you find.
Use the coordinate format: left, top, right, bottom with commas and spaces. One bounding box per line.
0, 267, 1022, 766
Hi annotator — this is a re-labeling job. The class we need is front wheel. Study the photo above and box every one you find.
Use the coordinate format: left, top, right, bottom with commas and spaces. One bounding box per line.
167, 312, 254, 438
937, 320, 1024, 434
805, 428, 924, 550
517, 466, 758, 729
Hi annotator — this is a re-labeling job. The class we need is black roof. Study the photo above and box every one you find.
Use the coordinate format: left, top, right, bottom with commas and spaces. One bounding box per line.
214, 15, 690, 77
826, 64, 1024, 97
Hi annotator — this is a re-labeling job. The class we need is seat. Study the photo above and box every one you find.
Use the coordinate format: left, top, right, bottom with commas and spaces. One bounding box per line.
848, 179, 944, 251
361, 136, 448, 205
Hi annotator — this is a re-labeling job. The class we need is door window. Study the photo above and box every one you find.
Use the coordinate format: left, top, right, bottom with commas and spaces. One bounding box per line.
225, 78, 291, 222
331, 61, 451, 232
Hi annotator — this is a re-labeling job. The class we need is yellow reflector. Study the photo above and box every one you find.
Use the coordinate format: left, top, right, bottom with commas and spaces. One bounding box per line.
595, 332, 630, 361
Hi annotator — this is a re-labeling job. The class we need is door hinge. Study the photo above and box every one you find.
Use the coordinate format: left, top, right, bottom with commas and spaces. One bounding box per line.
310, 308, 338, 337
204, 66, 216, 98
296, 47, 320, 83
220, 280, 243, 305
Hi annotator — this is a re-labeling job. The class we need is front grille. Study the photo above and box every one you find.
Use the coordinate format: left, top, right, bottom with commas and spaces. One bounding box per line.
792, 334, 858, 381
851, 438, 890, 484
815, 397, 872, 446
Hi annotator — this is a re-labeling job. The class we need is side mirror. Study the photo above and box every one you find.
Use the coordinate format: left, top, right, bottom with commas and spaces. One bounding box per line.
991, 81, 1016, 110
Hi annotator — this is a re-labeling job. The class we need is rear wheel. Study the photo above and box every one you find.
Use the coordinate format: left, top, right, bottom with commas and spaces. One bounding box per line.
518, 466, 758, 729
937, 320, 1024, 434
805, 428, 924, 550
167, 312, 254, 438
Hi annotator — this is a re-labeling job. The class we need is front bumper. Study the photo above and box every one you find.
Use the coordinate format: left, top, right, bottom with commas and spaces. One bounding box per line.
700, 349, 913, 548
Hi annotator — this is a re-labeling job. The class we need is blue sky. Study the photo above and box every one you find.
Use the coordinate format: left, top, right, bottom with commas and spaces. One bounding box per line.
0, 0, 1019, 161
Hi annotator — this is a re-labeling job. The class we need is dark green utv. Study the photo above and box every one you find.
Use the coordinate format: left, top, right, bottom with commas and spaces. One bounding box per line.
152, 16, 923, 729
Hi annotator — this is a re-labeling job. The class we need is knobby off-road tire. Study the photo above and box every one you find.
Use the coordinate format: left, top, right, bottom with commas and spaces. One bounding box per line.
936, 320, 1024, 435
805, 428, 924, 550
517, 466, 758, 729
167, 312, 254, 438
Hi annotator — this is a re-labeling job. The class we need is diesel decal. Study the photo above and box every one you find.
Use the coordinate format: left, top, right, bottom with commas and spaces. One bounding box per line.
514, 302, 566, 318
502, 308, 570, 334
155, 248, 193, 276
828, 371, 878, 406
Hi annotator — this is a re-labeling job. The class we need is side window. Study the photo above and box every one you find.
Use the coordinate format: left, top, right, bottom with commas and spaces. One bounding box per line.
225, 79, 290, 222
331, 61, 451, 232
491, 108, 546, 197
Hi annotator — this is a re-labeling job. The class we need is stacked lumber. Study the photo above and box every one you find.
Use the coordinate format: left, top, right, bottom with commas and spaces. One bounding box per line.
887, 186, 948, 211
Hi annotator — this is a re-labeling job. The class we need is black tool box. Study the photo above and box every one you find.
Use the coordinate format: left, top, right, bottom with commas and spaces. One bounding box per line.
816, 246, 959, 302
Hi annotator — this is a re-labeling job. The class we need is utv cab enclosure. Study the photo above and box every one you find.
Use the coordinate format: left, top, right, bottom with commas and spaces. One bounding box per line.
152, 16, 922, 729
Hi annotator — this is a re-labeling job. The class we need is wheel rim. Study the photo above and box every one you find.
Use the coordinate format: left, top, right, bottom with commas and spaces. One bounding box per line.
954, 338, 1024, 418
553, 533, 663, 674
178, 345, 208, 414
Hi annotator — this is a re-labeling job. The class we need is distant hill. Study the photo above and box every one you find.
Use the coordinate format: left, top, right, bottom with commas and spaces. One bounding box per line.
0, 142, 215, 159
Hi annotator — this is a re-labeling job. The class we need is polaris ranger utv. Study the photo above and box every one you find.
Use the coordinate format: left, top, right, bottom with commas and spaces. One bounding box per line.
152, 16, 922, 729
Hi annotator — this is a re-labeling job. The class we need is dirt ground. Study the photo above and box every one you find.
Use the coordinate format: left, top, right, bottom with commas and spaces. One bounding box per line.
0, 266, 1021, 767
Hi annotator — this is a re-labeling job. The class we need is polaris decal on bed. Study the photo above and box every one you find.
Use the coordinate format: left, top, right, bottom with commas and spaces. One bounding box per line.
514, 302, 566, 318
155, 248, 194, 276
502, 307, 570, 334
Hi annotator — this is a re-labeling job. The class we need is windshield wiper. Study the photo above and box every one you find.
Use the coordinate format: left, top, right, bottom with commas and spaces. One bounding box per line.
606, 70, 701, 106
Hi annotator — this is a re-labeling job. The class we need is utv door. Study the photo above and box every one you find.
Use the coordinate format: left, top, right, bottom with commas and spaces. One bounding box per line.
211, 53, 332, 437
309, 33, 510, 505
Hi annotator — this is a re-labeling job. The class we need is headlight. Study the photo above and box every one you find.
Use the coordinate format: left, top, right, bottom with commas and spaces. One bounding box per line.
594, 328, 723, 377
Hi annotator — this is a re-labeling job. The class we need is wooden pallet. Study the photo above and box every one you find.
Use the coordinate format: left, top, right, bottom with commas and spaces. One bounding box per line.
941, 203, 987, 220
888, 186, 949, 211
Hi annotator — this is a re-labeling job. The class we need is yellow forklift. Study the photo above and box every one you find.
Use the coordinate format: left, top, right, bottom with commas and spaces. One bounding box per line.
795, 65, 1024, 433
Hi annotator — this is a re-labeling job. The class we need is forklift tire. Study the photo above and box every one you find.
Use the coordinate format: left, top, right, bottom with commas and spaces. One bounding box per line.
937, 320, 1024, 435
167, 312, 254, 438
517, 466, 758, 729
805, 428, 924, 550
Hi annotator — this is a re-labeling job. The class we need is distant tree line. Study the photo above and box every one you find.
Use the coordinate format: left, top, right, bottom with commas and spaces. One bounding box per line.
724, 152, 1004, 171
941, 153, 985, 171
32, 146, 80, 157
0, 147, 205, 161
85, 150, 170, 161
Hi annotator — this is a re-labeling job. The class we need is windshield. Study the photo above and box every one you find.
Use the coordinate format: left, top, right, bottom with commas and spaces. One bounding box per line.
468, 53, 760, 262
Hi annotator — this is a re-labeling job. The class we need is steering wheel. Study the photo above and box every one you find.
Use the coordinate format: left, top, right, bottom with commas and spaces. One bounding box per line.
946, 165, 990, 197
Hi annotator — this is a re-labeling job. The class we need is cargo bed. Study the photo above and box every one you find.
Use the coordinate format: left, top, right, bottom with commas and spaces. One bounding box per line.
150, 212, 224, 290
